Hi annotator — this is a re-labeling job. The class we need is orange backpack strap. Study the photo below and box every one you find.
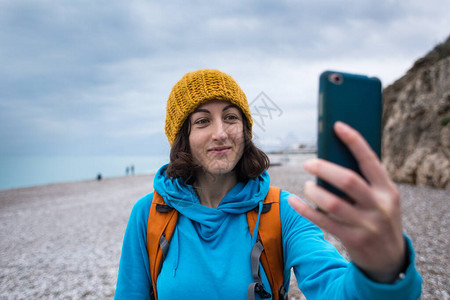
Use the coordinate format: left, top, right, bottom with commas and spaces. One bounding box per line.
147, 191, 178, 300
247, 186, 286, 300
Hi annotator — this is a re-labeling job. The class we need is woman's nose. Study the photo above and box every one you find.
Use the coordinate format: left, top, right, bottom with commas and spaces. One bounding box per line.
212, 120, 228, 141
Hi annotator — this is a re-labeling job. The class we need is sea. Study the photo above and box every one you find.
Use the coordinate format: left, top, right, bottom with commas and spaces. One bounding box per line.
0, 154, 170, 191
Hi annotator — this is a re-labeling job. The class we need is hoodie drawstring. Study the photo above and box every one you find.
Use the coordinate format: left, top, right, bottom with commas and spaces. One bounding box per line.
172, 229, 180, 277
251, 201, 263, 245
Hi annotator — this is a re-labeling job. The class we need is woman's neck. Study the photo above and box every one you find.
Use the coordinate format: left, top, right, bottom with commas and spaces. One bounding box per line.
194, 171, 238, 208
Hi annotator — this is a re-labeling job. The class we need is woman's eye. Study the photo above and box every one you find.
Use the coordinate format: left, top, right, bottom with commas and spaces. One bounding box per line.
225, 114, 238, 121
194, 118, 209, 125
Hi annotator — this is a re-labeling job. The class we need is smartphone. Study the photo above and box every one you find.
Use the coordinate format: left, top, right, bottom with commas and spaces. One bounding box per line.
317, 71, 382, 198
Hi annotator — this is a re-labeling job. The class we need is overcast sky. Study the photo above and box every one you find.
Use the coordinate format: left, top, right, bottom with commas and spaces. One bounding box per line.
1, 0, 449, 156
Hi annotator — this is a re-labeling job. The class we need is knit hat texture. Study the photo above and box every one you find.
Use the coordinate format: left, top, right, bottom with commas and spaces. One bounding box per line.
165, 69, 253, 146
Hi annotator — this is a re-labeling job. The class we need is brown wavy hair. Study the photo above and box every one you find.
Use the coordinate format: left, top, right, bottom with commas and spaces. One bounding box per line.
166, 113, 269, 184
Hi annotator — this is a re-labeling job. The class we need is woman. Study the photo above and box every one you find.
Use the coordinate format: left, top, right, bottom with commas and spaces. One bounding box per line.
115, 69, 422, 299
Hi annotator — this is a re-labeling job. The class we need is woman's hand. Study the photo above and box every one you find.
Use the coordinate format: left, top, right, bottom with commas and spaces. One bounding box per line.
288, 121, 407, 283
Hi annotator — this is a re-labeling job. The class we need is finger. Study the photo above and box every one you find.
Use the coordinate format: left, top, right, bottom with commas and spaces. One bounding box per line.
287, 196, 347, 237
333, 121, 391, 187
304, 158, 376, 208
304, 180, 361, 224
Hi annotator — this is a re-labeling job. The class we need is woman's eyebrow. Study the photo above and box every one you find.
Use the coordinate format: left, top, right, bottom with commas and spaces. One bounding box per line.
223, 104, 238, 112
192, 108, 210, 114
192, 104, 238, 114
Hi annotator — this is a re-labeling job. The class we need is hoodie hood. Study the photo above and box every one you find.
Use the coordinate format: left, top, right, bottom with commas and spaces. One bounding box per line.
153, 164, 270, 237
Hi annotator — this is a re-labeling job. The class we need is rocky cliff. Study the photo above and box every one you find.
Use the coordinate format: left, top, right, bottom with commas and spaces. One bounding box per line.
382, 36, 450, 189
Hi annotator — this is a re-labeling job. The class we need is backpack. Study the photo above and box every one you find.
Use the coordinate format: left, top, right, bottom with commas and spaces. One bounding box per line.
146, 186, 287, 300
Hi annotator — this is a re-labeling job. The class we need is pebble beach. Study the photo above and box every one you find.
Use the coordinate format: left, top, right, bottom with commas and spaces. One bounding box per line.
0, 154, 448, 299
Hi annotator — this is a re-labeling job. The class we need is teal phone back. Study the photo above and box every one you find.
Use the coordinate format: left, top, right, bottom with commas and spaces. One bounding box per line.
317, 71, 382, 196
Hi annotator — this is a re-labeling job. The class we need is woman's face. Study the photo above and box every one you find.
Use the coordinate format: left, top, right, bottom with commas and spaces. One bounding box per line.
189, 99, 245, 177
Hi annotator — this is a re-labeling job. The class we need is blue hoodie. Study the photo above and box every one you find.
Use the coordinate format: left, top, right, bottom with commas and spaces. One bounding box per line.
115, 165, 422, 299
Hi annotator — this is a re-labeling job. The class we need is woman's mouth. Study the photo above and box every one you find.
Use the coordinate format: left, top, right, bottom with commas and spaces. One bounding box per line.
209, 146, 231, 154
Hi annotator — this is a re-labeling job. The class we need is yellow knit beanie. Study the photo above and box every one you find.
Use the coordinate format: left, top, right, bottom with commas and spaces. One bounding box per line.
165, 69, 253, 146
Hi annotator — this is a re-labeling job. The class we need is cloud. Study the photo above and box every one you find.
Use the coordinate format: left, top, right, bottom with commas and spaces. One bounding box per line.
0, 0, 448, 155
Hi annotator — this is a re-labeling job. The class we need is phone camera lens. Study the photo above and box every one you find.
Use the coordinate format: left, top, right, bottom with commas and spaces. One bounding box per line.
329, 73, 343, 85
